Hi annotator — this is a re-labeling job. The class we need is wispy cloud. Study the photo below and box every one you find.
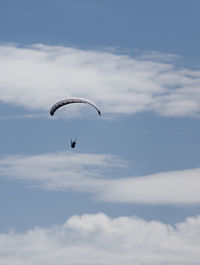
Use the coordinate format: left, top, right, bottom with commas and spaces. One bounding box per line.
0, 213, 200, 265
0, 152, 200, 205
0, 44, 200, 118
0, 113, 48, 120
0, 152, 124, 192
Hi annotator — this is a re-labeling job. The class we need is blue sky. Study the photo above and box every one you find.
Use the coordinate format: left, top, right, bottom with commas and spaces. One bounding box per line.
0, 1, 200, 264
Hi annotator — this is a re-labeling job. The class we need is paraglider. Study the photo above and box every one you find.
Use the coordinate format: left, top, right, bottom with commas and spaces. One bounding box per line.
50, 98, 101, 149
71, 139, 76, 149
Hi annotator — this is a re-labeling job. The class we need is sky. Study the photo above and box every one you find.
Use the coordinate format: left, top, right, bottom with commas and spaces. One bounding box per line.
0, 0, 200, 264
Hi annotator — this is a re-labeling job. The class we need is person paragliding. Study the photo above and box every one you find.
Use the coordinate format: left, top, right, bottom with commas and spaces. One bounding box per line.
71, 139, 76, 149
50, 98, 101, 149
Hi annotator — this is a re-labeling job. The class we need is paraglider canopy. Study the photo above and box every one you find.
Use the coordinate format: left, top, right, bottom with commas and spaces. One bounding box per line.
50, 98, 101, 116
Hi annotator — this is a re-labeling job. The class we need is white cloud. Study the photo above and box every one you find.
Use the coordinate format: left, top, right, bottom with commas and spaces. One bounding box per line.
0, 44, 200, 118
0, 152, 123, 192
0, 213, 200, 265
101, 168, 200, 204
0, 152, 200, 205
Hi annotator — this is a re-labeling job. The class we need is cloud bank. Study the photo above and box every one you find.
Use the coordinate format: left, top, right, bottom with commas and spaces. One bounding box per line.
101, 168, 200, 204
0, 213, 200, 265
0, 152, 200, 205
0, 44, 200, 118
